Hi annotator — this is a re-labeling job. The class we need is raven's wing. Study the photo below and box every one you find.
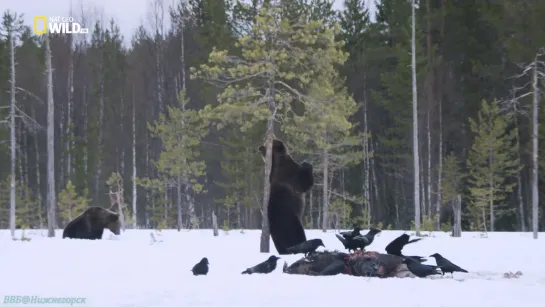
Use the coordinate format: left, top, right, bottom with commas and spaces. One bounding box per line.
335, 234, 348, 247
339, 230, 352, 237
385, 234, 410, 256
439, 258, 468, 272
407, 238, 422, 244
286, 241, 303, 253
407, 255, 427, 263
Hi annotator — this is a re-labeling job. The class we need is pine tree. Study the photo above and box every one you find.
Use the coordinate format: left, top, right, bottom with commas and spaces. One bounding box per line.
468, 99, 521, 232
192, 3, 345, 251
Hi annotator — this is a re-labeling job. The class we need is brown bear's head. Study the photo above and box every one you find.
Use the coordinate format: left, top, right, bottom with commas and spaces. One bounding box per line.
106, 213, 121, 235
258, 139, 289, 160
258, 139, 300, 183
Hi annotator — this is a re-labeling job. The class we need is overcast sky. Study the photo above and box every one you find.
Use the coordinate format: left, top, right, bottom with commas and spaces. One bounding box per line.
1, 0, 375, 46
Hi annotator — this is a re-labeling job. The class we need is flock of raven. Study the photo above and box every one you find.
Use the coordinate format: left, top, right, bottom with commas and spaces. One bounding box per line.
190, 228, 468, 279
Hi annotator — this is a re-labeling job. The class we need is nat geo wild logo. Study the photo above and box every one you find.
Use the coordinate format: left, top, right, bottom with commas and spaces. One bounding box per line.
33, 16, 89, 35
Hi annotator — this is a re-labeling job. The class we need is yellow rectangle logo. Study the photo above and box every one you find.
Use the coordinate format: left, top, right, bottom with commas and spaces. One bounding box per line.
33, 16, 47, 34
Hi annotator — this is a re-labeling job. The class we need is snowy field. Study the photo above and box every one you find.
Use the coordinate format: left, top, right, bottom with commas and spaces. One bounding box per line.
1, 229, 545, 307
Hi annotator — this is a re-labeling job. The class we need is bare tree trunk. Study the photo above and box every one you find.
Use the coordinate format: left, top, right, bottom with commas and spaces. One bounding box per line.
119, 94, 125, 178
260, 129, 274, 253
59, 93, 64, 192
179, 4, 186, 90
309, 188, 314, 228
411, 0, 421, 235
420, 154, 425, 218
436, 0, 446, 232
531, 58, 539, 239
317, 192, 322, 228
176, 182, 182, 231
185, 186, 197, 227
259, 57, 278, 252
17, 124, 24, 196
363, 99, 371, 226
510, 96, 526, 231
82, 83, 88, 185
425, 0, 433, 223
177, 1, 188, 228
66, 42, 74, 182
426, 112, 432, 219
33, 106, 43, 229
145, 144, 150, 227
45, 33, 56, 237
370, 140, 380, 213
94, 71, 105, 205
237, 200, 242, 229
397, 176, 402, 227
9, 32, 16, 237
489, 172, 495, 232
163, 189, 168, 226
212, 210, 219, 236
321, 144, 329, 232
436, 98, 443, 230
452, 195, 462, 237
118, 195, 126, 232
132, 85, 137, 229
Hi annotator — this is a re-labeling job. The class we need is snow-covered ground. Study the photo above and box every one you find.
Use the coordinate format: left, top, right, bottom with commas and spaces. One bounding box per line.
1, 228, 545, 307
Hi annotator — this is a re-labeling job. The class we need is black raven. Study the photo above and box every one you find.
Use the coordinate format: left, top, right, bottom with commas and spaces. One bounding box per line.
191, 257, 209, 276
336, 227, 381, 252
241, 255, 281, 274
353, 228, 381, 249
385, 233, 426, 263
430, 253, 468, 276
335, 234, 357, 252
339, 226, 362, 239
402, 258, 442, 278
286, 238, 325, 257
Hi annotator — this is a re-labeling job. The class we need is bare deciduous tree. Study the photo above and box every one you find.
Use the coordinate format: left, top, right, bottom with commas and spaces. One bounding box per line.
411, 0, 421, 235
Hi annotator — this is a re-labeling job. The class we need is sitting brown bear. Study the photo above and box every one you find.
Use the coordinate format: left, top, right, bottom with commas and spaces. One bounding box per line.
258, 139, 314, 254
62, 206, 121, 240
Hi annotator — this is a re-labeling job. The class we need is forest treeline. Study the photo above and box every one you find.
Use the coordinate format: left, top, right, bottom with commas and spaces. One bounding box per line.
0, 0, 544, 241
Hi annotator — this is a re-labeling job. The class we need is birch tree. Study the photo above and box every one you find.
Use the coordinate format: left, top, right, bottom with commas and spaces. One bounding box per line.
411, 0, 421, 235
45, 32, 56, 237
1, 11, 24, 237
530, 51, 544, 239
193, 3, 345, 251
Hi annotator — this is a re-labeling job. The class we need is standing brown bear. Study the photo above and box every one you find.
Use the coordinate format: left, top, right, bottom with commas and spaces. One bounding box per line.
62, 206, 121, 240
258, 139, 314, 254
